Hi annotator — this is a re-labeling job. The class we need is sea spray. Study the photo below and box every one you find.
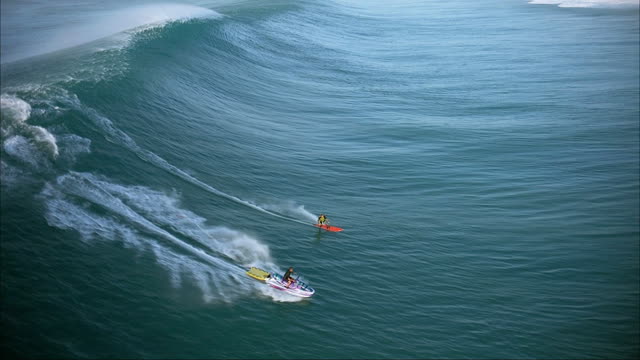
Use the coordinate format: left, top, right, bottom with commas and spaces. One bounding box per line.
1, 94, 59, 159
40, 171, 301, 302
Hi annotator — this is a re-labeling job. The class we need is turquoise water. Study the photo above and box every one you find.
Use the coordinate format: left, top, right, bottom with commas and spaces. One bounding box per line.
1, 0, 638, 358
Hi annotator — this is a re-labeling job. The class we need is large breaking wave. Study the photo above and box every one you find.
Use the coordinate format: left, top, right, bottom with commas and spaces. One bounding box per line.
1, 1, 316, 303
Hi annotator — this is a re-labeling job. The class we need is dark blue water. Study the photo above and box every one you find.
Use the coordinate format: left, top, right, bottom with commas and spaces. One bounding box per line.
1, 0, 638, 358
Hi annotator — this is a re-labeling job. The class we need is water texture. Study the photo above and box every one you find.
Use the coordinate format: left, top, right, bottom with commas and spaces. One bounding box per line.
1, 0, 638, 358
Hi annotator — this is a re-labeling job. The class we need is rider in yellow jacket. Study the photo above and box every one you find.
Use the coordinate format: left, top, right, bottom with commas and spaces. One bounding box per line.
317, 214, 328, 226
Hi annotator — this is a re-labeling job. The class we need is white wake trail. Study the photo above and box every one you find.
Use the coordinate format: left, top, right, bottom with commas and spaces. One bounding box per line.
54, 172, 240, 272
41, 171, 303, 302
63, 94, 314, 227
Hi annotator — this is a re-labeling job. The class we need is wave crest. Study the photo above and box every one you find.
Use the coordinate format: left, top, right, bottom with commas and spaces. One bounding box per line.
1, 94, 59, 161
529, 0, 639, 8
0, 94, 31, 125
3, 3, 222, 64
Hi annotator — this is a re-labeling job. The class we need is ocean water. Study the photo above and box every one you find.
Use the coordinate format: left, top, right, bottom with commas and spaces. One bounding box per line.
1, 0, 638, 358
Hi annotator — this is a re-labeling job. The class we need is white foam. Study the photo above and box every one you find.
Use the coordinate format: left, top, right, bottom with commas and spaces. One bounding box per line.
0, 94, 31, 125
43, 190, 125, 243
26, 125, 59, 158
53, 173, 236, 269
259, 286, 308, 302
529, 0, 639, 8
40, 171, 300, 302
200, 227, 274, 266
77, 173, 277, 267
1, 93, 59, 162
261, 201, 318, 222
0, 92, 89, 190
150, 241, 249, 303
43, 187, 248, 302
3, 135, 49, 169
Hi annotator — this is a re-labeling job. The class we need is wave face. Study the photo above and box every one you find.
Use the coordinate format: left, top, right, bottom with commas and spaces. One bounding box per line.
1, 0, 639, 358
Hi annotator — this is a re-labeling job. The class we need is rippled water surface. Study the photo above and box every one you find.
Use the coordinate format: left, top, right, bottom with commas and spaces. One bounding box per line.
1, 0, 638, 358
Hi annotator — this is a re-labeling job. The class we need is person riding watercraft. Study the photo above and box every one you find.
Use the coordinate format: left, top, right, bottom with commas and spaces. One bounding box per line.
283, 267, 295, 287
317, 214, 328, 226
265, 267, 315, 297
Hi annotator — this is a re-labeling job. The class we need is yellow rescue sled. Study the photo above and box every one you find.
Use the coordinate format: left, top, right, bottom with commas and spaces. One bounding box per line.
246, 267, 270, 281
